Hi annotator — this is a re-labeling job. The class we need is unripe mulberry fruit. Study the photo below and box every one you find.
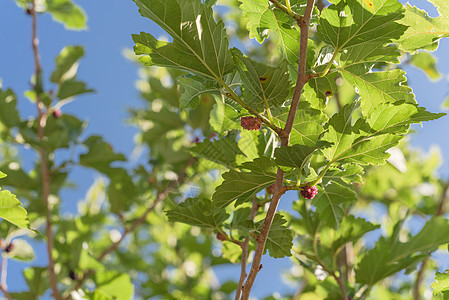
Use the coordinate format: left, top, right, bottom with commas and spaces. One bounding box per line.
241, 116, 262, 130
300, 185, 318, 199
4, 243, 14, 253
52, 108, 62, 119
216, 232, 227, 241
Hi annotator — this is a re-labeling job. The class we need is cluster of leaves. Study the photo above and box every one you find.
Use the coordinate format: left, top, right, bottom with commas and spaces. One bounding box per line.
1, 0, 449, 299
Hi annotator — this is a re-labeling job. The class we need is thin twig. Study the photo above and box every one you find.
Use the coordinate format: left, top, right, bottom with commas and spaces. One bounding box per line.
295, 248, 347, 300
62, 158, 196, 299
0, 285, 13, 300
413, 180, 449, 300
1, 255, 7, 290
239, 1, 315, 299
235, 197, 259, 300
291, 279, 308, 300
30, 2, 61, 299
268, 0, 304, 24
0, 255, 12, 300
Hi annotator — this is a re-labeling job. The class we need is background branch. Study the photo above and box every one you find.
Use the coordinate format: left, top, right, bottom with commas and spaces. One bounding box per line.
413, 179, 449, 300
62, 158, 196, 299
30, 1, 61, 299
235, 196, 259, 300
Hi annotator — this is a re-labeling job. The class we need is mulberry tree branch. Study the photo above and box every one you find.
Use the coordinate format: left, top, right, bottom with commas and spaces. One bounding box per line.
239, 1, 316, 299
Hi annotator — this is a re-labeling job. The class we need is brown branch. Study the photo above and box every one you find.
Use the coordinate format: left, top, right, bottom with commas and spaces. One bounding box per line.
0, 286, 12, 300
62, 158, 195, 299
30, 1, 61, 299
291, 279, 308, 300
413, 179, 449, 300
235, 197, 259, 300
239, 1, 315, 299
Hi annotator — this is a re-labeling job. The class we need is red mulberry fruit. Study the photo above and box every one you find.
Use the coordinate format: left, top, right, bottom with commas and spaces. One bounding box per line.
241, 116, 262, 130
52, 109, 62, 119
300, 186, 318, 199
216, 232, 227, 241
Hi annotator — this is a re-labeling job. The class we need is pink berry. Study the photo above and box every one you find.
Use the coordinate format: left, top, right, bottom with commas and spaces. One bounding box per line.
52, 109, 62, 119
241, 116, 262, 130
300, 186, 318, 199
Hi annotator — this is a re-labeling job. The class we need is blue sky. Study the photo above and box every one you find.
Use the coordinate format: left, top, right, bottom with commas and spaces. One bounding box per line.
0, 0, 449, 298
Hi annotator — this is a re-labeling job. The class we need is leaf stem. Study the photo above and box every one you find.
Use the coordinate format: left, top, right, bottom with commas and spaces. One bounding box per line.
30, 1, 61, 299
310, 161, 333, 186
62, 158, 196, 300
217, 78, 282, 134
239, 1, 316, 299
319, 49, 338, 78
268, 0, 303, 24
285, 0, 293, 15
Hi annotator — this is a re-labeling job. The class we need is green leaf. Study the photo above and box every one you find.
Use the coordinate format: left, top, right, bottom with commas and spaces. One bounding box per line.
322, 164, 364, 185
273, 103, 328, 146
178, 77, 214, 109
238, 130, 260, 161
410, 51, 441, 80
366, 102, 445, 134
212, 157, 277, 210
0, 188, 30, 229
107, 169, 136, 214
255, 213, 293, 258
132, 0, 234, 80
432, 271, 449, 295
189, 136, 243, 169
166, 198, 229, 229
232, 49, 290, 112
332, 216, 379, 252
356, 217, 449, 285
322, 102, 403, 165
23, 267, 49, 297
221, 242, 242, 263
178, 71, 241, 110
274, 144, 323, 170
0, 89, 21, 128
80, 136, 126, 175
45, 0, 87, 30
341, 67, 415, 116
51, 46, 84, 83
317, 0, 406, 51
209, 96, 241, 134
340, 43, 400, 67
390, 217, 449, 261
240, 0, 301, 65
395, 2, 449, 52
7, 238, 34, 261
93, 272, 134, 300
312, 181, 357, 228
57, 79, 94, 100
